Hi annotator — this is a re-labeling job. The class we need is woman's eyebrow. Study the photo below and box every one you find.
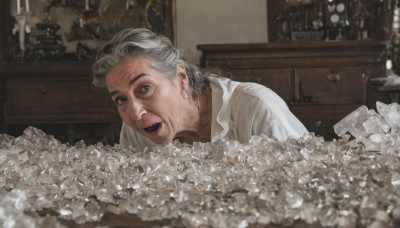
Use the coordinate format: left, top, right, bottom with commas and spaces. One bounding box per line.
108, 73, 148, 97
128, 73, 147, 87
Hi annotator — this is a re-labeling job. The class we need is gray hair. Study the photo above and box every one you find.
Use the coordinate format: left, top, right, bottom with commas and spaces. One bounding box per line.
92, 28, 210, 97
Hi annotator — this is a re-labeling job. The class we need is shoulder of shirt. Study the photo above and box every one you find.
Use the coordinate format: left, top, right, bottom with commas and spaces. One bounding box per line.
210, 76, 276, 96
210, 76, 283, 103
233, 81, 280, 103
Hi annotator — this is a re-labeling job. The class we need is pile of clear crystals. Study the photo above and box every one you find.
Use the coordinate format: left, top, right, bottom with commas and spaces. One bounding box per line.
1, 101, 400, 228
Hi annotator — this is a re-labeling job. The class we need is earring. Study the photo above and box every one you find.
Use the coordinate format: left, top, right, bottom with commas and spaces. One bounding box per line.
182, 89, 188, 99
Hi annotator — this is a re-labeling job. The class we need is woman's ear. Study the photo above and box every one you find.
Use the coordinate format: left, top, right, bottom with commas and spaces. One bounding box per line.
177, 64, 189, 89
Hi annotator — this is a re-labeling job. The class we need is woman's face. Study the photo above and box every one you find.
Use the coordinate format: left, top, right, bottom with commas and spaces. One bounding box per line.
105, 56, 188, 145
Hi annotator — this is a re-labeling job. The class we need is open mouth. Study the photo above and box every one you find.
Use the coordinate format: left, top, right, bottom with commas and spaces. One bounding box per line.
144, 123, 161, 133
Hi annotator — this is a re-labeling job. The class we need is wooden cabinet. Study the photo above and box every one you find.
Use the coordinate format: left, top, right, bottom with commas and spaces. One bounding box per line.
198, 41, 389, 140
294, 66, 368, 103
0, 61, 121, 144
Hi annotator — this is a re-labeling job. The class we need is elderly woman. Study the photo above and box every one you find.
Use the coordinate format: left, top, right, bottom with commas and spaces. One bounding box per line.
92, 28, 308, 150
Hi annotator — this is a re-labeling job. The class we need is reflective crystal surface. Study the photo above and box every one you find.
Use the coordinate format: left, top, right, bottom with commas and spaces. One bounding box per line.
0, 101, 400, 227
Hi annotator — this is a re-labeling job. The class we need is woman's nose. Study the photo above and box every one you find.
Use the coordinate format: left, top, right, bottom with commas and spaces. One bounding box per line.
129, 100, 146, 120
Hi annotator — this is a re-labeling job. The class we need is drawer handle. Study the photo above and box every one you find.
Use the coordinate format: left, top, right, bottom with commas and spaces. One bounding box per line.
40, 85, 47, 95
314, 121, 322, 127
327, 73, 341, 82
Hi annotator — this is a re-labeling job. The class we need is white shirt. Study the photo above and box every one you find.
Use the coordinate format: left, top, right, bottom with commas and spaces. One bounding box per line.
120, 77, 309, 150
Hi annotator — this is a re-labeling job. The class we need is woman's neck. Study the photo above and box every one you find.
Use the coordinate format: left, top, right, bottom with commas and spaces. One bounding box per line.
175, 89, 212, 144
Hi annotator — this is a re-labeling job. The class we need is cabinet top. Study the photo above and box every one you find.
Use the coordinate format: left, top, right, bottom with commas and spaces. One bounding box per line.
197, 41, 387, 65
197, 41, 387, 67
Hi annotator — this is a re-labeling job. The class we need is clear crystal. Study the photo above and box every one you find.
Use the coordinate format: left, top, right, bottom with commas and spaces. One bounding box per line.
376, 101, 400, 132
0, 102, 400, 227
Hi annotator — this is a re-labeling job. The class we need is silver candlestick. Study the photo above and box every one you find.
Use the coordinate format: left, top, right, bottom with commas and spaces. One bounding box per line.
14, 14, 27, 59
13, 9, 32, 61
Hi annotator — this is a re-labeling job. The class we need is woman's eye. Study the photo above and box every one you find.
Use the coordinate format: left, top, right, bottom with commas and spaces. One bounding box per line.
140, 85, 151, 93
114, 97, 126, 106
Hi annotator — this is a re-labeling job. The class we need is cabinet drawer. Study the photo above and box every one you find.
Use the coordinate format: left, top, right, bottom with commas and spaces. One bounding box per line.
290, 103, 360, 140
295, 67, 368, 104
225, 69, 293, 103
6, 78, 113, 115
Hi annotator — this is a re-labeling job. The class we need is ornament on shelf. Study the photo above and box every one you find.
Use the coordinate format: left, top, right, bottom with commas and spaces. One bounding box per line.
12, 0, 31, 60
31, 12, 67, 61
